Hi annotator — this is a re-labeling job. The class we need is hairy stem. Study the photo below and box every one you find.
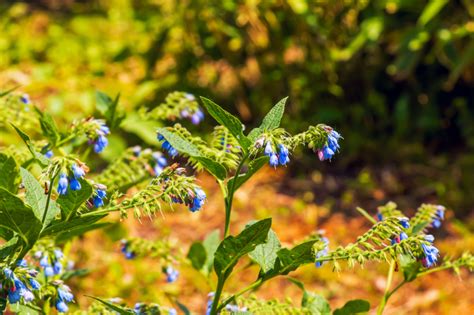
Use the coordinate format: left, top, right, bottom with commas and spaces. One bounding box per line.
377, 260, 396, 315
210, 277, 226, 315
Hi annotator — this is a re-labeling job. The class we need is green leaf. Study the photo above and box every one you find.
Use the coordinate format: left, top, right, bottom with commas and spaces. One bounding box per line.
56, 178, 93, 220
418, 0, 449, 26
0, 153, 20, 193
0, 188, 42, 246
247, 97, 288, 142
200, 97, 251, 151
11, 124, 49, 167
249, 229, 281, 273
262, 240, 317, 280
400, 254, 422, 282
156, 127, 227, 180
333, 300, 370, 315
227, 156, 269, 192
55, 222, 110, 243
96, 91, 125, 129
41, 214, 106, 237
87, 296, 134, 315
203, 229, 220, 274
0, 236, 20, 261
214, 218, 272, 280
302, 292, 331, 315
187, 242, 207, 271
20, 168, 60, 227
34, 107, 60, 145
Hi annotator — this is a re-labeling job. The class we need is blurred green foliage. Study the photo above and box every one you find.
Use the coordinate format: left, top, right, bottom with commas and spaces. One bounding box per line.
1, 0, 473, 211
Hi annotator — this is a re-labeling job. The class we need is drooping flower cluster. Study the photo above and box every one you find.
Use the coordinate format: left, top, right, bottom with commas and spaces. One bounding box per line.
93, 186, 107, 208
171, 187, 206, 212
264, 141, 290, 167
57, 163, 88, 195
315, 237, 329, 268
120, 240, 136, 260
431, 205, 445, 228
85, 119, 110, 153
37, 249, 64, 277
55, 284, 74, 313
157, 133, 178, 157
316, 129, 342, 161
2, 264, 40, 305
152, 151, 168, 176
180, 94, 205, 124
164, 266, 179, 283
421, 242, 440, 268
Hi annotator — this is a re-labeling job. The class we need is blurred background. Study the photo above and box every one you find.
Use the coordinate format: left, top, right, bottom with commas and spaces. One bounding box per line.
1, 0, 473, 314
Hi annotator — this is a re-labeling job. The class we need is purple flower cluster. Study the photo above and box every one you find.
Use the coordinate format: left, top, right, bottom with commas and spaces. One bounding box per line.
171, 188, 207, 212
37, 249, 64, 277
2, 265, 39, 304
152, 152, 168, 176
57, 164, 87, 195
165, 266, 179, 283
93, 187, 107, 208
157, 133, 178, 157
55, 285, 74, 313
431, 205, 445, 228
262, 140, 290, 167
89, 122, 110, 153
120, 240, 135, 260
316, 129, 341, 161
315, 237, 329, 268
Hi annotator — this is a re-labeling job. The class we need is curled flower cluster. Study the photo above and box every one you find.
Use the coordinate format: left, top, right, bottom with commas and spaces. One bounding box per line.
316, 129, 341, 161
180, 94, 205, 124
171, 187, 206, 212
37, 249, 64, 277
57, 163, 88, 195
2, 264, 40, 304
93, 185, 107, 208
120, 240, 136, 260
55, 284, 74, 313
157, 133, 178, 157
152, 151, 168, 176
431, 205, 445, 228
315, 237, 329, 268
164, 266, 179, 283
85, 120, 110, 153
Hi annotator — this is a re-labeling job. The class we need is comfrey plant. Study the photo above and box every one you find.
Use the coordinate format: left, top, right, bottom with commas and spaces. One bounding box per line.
0, 89, 472, 314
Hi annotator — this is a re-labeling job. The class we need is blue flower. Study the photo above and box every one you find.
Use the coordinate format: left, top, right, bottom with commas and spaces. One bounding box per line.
185, 93, 195, 101
169, 308, 177, 315
399, 218, 410, 229
376, 212, 383, 221
315, 237, 329, 268
400, 232, 408, 240
189, 188, 206, 212
93, 188, 106, 208
69, 178, 81, 191
152, 152, 168, 168
71, 164, 85, 179
94, 135, 109, 153
317, 129, 342, 161
264, 142, 273, 156
431, 205, 445, 228
120, 240, 135, 259
278, 144, 290, 166
44, 266, 54, 277
57, 286, 74, 303
205, 292, 215, 315
159, 137, 179, 158
191, 109, 204, 125
269, 153, 279, 167
44, 150, 53, 158
421, 243, 439, 268
424, 234, 435, 243
132, 146, 142, 156
56, 301, 68, 313
29, 278, 41, 290
165, 266, 179, 283
53, 261, 63, 275
21, 94, 31, 105
17, 259, 28, 267
57, 174, 68, 195
134, 303, 145, 315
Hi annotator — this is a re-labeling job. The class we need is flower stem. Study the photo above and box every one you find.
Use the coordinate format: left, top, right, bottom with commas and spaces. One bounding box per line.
210, 277, 225, 315
217, 278, 263, 312
377, 259, 396, 315
42, 170, 58, 225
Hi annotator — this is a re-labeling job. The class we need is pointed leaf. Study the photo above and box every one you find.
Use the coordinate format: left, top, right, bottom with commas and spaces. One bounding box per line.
333, 300, 370, 315
56, 178, 93, 219
200, 97, 251, 151
55, 223, 110, 243
187, 242, 207, 271
156, 127, 227, 180
248, 97, 288, 142
203, 229, 220, 274
35, 107, 60, 145
0, 188, 41, 246
20, 168, 60, 227
249, 229, 281, 273
0, 153, 20, 193
214, 218, 272, 279
41, 214, 106, 237
11, 125, 49, 167
87, 296, 134, 315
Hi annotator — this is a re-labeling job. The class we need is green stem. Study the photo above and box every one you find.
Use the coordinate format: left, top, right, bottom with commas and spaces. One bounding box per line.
217, 278, 263, 312
210, 277, 226, 315
377, 260, 396, 315
224, 153, 249, 237
42, 171, 58, 225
